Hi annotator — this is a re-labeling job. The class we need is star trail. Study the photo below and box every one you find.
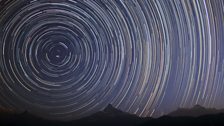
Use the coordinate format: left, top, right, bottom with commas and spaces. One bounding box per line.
0, 0, 224, 120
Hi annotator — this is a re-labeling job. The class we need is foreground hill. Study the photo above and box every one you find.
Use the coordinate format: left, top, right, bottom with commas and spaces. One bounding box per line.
0, 104, 150, 126
140, 113, 224, 126
1, 105, 224, 126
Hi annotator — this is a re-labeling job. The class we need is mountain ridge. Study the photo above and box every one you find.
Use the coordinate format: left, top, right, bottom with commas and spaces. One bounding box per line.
1, 104, 224, 126
168, 105, 224, 117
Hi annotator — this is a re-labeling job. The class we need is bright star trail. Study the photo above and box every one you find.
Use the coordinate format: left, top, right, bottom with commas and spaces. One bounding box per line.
0, 0, 224, 120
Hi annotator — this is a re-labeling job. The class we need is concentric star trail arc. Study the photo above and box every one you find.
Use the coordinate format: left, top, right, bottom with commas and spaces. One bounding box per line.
0, 0, 224, 121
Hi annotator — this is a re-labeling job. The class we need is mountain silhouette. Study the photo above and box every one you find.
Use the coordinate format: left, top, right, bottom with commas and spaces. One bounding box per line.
0, 104, 150, 126
168, 105, 223, 117
103, 104, 123, 113
73, 104, 150, 126
140, 114, 224, 126
140, 105, 224, 126
0, 109, 60, 126
1, 105, 224, 126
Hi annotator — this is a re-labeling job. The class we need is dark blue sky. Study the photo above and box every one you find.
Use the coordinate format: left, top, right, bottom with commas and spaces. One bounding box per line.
0, 0, 223, 120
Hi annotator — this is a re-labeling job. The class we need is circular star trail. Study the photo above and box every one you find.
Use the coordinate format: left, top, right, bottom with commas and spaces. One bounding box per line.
0, 0, 224, 120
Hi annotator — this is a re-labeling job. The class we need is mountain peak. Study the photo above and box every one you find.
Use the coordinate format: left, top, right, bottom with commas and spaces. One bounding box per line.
103, 104, 122, 114
192, 105, 205, 110
168, 105, 221, 117
105, 104, 114, 109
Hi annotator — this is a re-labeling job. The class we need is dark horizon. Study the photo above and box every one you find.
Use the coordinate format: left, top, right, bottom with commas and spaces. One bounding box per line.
1, 104, 224, 126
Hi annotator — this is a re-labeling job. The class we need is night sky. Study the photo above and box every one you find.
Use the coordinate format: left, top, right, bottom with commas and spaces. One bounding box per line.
0, 0, 224, 121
